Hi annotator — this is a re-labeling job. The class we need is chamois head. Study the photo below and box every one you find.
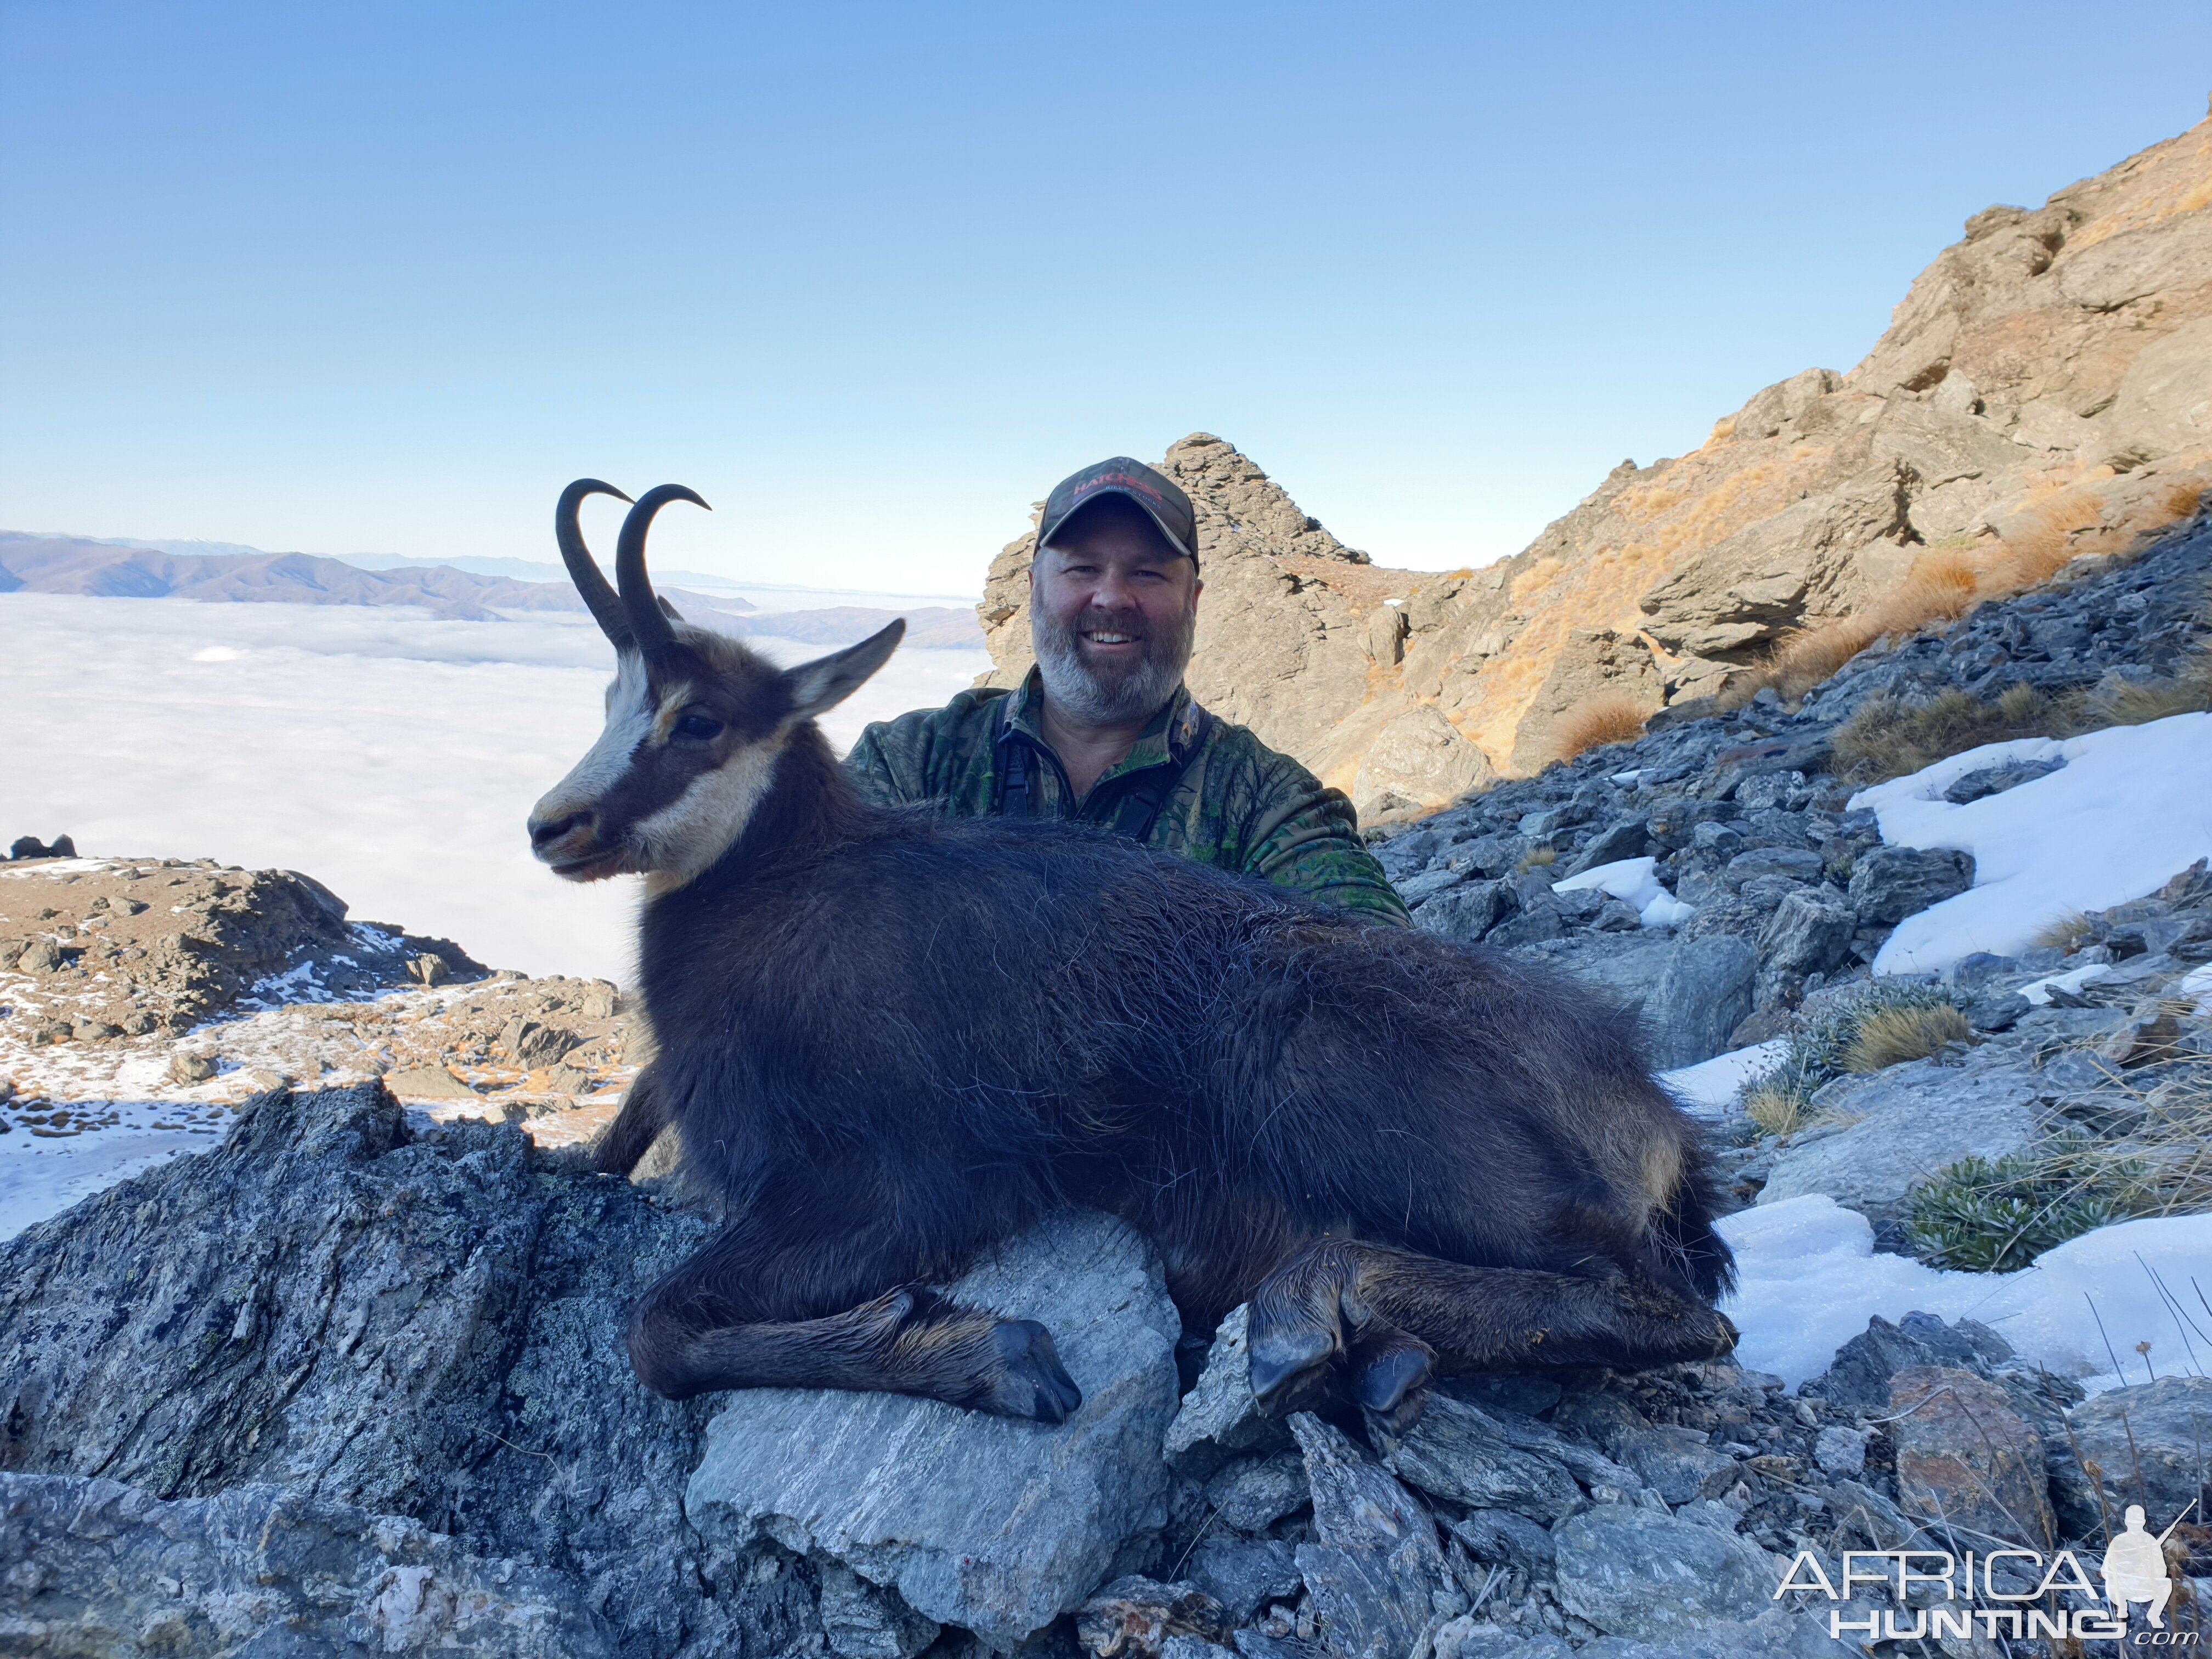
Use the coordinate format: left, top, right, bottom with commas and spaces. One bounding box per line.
528, 479, 904, 891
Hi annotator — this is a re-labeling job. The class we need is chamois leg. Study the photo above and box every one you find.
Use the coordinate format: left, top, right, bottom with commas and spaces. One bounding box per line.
1246, 1238, 1737, 1417
624, 1230, 1084, 1422
589, 1063, 669, 1178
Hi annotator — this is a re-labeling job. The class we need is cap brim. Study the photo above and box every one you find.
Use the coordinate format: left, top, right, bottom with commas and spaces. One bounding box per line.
1040, 487, 1198, 566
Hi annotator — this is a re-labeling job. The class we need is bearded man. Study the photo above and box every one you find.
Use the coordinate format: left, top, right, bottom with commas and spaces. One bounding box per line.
844, 456, 1409, 924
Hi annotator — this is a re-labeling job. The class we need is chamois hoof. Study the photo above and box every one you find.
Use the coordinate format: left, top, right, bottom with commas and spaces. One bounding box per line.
1347, 1327, 1435, 1428
976, 1319, 1083, 1424
1247, 1320, 1339, 1417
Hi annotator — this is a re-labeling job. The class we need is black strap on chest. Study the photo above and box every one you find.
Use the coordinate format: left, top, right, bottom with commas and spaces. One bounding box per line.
995, 696, 1211, 844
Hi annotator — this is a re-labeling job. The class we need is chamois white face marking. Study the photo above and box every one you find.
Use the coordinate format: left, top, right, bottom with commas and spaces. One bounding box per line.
527, 645, 783, 890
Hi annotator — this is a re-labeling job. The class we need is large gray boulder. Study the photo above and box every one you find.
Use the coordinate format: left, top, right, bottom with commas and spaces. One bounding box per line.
1643, 934, 1758, 1068
1757, 1053, 2042, 1223
0, 1081, 729, 1659
683, 1210, 1182, 1648
2063, 1374, 2212, 1533
0, 1473, 611, 1658
1846, 846, 1974, 927
1551, 1506, 1781, 1642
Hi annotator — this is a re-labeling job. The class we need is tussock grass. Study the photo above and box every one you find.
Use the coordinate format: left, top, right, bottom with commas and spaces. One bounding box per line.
1736, 981, 1972, 1137
1830, 684, 2084, 787
1514, 845, 1558, 875
1904, 1039, 2212, 1272
1550, 692, 1651, 763
2030, 910, 2095, 953
2089, 648, 2212, 726
1843, 1002, 1971, 1073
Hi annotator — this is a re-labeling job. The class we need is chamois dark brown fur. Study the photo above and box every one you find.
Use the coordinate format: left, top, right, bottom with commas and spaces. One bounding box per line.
530, 481, 1737, 1425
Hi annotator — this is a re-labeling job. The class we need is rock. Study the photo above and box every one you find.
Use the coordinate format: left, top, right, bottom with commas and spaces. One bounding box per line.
1287, 1412, 1446, 1659
167, 1050, 218, 1085
1799, 1311, 2015, 1412
0, 1082, 737, 1659
1887, 1365, 2055, 1548
1757, 1055, 2042, 1225
1352, 705, 1498, 820
1643, 933, 1758, 1069
1374, 1393, 1583, 1522
8, 836, 52, 860
1164, 1304, 1287, 1476
1412, 880, 1508, 946
69, 1017, 121, 1041
1550, 1507, 1780, 1643
1184, 1538, 1303, 1623
684, 1210, 1181, 1647
1204, 1451, 1311, 1533
1448, 1509, 1555, 1576
1606, 1424, 1735, 1506
1509, 629, 1664, 775
1812, 1425, 1868, 1476
16, 939, 59, 973
820, 1561, 942, 1659
504, 1017, 580, 1069
2096, 1003, 2183, 1065
382, 1063, 480, 1098
1943, 756, 2064, 804
1846, 847, 1974, 927
0, 1472, 612, 1659
1075, 1576, 1232, 1658
1754, 890, 1854, 980
1724, 848, 1824, 884
1571, 1608, 1835, 1658
1564, 818, 1652, 876
2063, 1375, 2212, 1531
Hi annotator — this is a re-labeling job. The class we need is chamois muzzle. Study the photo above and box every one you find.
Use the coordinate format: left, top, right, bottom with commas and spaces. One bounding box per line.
617, 484, 711, 659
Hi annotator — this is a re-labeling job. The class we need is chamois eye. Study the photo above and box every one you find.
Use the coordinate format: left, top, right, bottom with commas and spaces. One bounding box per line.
674, 712, 724, 742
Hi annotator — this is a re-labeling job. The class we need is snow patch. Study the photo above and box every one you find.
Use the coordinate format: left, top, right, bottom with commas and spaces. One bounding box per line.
1658, 1040, 1789, 1118
1551, 855, 1693, 929
2018, 962, 2114, 1006
1719, 1194, 2212, 1393
1850, 712, 2212, 974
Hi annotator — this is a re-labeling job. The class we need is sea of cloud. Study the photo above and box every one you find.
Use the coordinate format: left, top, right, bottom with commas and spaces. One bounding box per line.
0, 594, 992, 981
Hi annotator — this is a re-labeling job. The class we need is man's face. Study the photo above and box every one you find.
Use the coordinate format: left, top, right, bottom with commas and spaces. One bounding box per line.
1028, 498, 1202, 726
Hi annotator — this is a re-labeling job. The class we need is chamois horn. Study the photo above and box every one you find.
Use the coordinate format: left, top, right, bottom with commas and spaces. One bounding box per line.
556, 479, 636, 647
616, 484, 711, 658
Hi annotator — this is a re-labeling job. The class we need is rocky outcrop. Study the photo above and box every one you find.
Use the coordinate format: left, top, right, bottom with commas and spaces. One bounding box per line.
978, 111, 2212, 792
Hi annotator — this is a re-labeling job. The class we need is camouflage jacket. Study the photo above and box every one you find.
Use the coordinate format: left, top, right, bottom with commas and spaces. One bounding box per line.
844, 668, 1410, 927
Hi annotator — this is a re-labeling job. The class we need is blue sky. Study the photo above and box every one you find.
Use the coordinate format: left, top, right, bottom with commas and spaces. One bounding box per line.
5, 3, 2210, 595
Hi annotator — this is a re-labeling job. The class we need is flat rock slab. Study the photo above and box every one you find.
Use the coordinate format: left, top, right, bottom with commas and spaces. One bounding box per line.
1553, 1505, 1781, 1642
0, 1472, 611, 1658
1757, 1054, 2040, 1219
684, 1209, 1180, 1647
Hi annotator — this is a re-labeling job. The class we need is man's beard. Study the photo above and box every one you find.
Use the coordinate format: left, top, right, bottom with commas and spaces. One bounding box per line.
1031, 600, 1197, 726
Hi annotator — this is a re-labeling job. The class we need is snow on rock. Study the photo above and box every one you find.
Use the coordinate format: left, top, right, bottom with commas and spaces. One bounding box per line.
1656, 1040, 1788, 1119
2018, 962, 2115, 1006
1551, 855, 1694, 929
1850, 712, 2212, 974
1718, 1194, 2212, 1393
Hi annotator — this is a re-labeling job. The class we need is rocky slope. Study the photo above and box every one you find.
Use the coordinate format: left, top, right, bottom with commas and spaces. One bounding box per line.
978, 109, 2212, 808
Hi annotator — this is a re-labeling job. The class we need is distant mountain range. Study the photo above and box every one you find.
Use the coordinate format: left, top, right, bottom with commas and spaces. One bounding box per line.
0, 533, 984, 648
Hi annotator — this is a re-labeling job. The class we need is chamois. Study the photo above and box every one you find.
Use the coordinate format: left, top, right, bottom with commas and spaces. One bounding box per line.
528, 479, 1737, 1425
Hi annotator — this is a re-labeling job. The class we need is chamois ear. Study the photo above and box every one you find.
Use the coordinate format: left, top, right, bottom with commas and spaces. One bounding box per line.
782, 620, 906, 721
657, 595, 685, 622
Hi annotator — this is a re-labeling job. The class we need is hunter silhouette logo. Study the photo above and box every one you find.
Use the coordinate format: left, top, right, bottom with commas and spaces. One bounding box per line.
2102, 1502, 2193, 1630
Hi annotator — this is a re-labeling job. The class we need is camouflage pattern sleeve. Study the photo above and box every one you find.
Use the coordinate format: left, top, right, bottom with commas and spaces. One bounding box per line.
1243, 785, 1412, 927
843, 707, 938, 808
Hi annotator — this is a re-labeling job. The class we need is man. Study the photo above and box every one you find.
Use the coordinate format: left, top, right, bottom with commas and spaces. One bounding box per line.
845, 456, 1410, 926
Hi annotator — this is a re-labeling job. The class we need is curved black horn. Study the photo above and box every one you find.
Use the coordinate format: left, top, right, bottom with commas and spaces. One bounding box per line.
555, 478, 635, 646
616, 484, 710, 657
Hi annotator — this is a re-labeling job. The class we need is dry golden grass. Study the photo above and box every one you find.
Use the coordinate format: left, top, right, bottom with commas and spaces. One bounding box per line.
1551, 692, 1651, 762
2030, 911, 2096, 953
1844, 1003, 1973, 1073
1831, 683, 2084, 786
1744, 1082, 1809, 1139
2091, 650, 2212, 725
1722, 478, 2205, 709
1514, 845, 1558, 874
